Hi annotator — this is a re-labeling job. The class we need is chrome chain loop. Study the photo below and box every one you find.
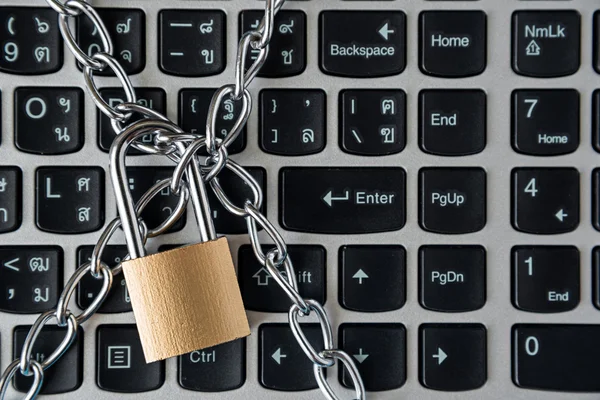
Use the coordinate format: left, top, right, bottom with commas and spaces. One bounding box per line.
0, 0, 366, 398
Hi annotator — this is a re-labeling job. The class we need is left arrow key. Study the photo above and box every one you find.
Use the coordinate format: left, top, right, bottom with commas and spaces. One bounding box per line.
0, 246, 63, 313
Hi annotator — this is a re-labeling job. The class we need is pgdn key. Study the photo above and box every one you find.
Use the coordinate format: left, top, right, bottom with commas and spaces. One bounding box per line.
280, 168, 406, 234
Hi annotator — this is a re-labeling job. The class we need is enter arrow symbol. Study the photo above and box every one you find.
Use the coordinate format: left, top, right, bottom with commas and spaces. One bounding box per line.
432, 348, 448, 365
271, 348, 287, 365
322, 190, 350, 207
353, 269, 369, 284
378, 22, 395, 41
555, 209, 568, 222
353, 348, 370, 364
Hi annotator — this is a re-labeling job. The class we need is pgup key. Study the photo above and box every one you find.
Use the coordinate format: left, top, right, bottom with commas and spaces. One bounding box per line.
110, 120, 250, 363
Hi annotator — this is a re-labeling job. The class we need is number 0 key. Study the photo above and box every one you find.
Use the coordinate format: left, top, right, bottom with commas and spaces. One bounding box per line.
512, 168, 579, 234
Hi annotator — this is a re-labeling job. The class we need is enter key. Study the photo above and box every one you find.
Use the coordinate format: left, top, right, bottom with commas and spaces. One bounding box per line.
280, 167, 406, 234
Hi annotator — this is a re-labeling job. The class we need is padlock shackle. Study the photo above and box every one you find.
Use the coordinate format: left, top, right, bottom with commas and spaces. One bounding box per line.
109, 119, 184, 259
174, 142, 217, 242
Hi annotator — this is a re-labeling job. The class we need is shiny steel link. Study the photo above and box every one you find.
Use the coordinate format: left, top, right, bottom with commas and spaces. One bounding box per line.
315, 350, 367, 400
0, 360, 43, 400
84, 53, 136, 121
0, 0, 367, 398
58, 0, 113, 70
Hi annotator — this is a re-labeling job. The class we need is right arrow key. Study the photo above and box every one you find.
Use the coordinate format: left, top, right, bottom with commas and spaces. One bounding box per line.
420, 324, 487, 392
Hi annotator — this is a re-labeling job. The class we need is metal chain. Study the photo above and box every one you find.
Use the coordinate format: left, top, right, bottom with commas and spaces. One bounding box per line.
0, 0, 366, 399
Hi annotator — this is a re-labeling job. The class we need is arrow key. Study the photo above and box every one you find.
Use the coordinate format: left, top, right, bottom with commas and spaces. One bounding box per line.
340, 245, 406, 312
420, 324, 487, 391
260, 324, 324, 391
512, 168, 579, 234
340, 323, 406, 391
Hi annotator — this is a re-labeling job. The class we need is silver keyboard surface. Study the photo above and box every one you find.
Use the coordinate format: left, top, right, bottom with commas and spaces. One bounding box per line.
1, 0, 600, 399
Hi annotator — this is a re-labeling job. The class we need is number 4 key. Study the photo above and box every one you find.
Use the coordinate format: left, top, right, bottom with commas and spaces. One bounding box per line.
512, 168, 579, 234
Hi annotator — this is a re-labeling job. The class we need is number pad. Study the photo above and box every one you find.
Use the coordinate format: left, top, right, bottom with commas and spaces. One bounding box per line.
159, 10, 225, 77
260, 90, 326, 156
36, 167, 105, 234
340, 90, 406, 156
76, 8, 145, 75
179, 89, 246, 154
15, 88, 84, 155
0, 246, 63, 313
76, 245, 131, 313
512, 168, 579, 234
240, 10, 306, 77
97, 88, 166, 154
0, 8, 62, 75
0, 167, 22, 234
512, 90, 579, 156
512, 246, 580, 313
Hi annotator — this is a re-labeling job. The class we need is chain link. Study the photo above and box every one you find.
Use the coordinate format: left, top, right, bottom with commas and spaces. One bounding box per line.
0, 0, 366, 398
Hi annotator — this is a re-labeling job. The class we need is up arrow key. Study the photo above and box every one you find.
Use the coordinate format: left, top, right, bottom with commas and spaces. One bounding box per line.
378, 22, 395, 41
555, 209, 568, 222
353, 269, 369, 284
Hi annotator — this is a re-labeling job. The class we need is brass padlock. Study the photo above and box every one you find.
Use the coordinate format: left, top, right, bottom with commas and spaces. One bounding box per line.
109, 122, 250, 363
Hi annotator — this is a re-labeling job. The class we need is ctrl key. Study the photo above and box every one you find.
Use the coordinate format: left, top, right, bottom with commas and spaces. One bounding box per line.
513, 325, 600, 392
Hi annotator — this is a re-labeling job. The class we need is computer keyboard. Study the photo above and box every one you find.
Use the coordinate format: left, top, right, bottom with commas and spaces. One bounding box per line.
0, 0, 599, 398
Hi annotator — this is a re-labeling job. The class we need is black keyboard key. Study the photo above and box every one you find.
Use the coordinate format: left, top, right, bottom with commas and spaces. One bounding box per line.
593, 90, 600, 153
513, 324, 600, 392
419, 168, 486, 234
594, 247, 600, 310
98, 88, 166, 154
340, 90, 406, 156
15, 87, 84, 155
419, 246, 486, 313
76, 245, 131, 313
159, 10, 225, 76
36, 167, 104, 234
0, 246, 62, 313
179, 339, 246, 392
240, 10, 306, 78
76, 8, 145, 75
339, 245, 406, 312
512, 246, 579, 313
0, 8, 62, 75
280, 167, 406, 234
259, 324, 323, 391
419, 90, 486, 156
209, 167, 266, 234
179, 89, 246, 154
320, 11, 406, 77
595, 11, 600, 74
419, 11, 486, 78
97, 325, 165, 393
260, 90, 326, 156
512, 10, 580, 78
594, 169, 600, 231
512, 168, 579, 234
127, 167, 186, 233
0, 167, 22, 233
420, 324, 487, 391
512, 89, 579, 156
339, 324, 406, 391
13, 326, 83, 394
238, 245, 325, 312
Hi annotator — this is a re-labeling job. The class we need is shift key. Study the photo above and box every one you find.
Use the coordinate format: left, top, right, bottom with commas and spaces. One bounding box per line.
280, 168, 406, 234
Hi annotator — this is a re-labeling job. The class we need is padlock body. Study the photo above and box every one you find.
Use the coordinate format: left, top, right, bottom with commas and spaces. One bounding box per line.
122, 237, 250, 362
